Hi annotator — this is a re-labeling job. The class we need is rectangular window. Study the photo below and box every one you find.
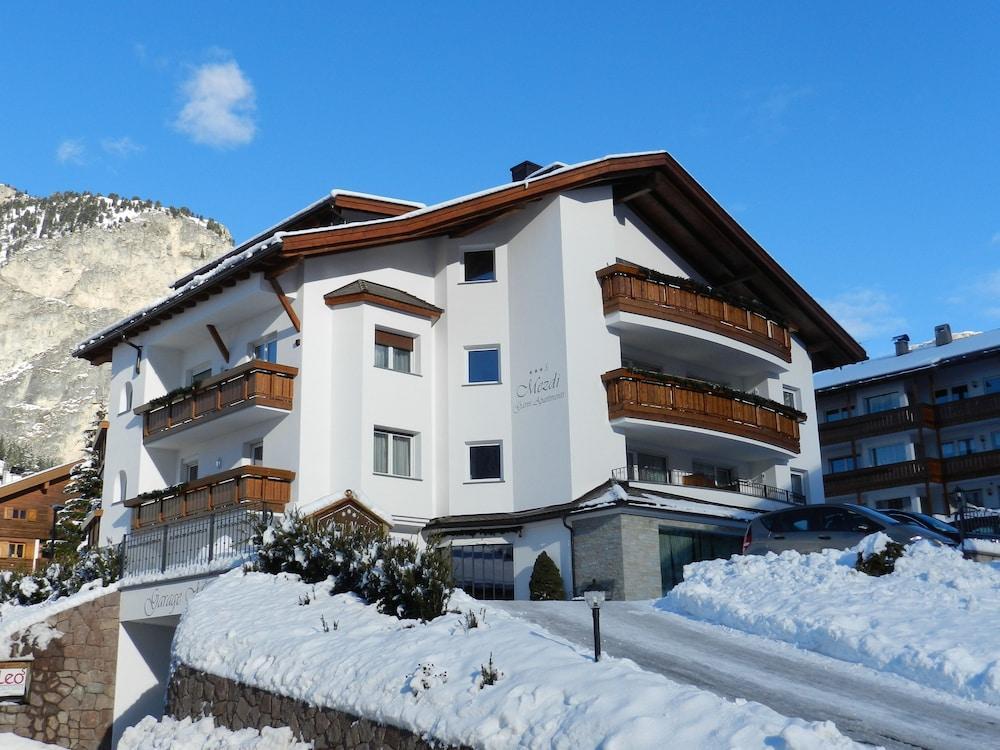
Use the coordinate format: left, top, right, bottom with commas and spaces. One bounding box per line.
250, 442, 264, 466
374, 330, 414, 374
782, 386, 800, 410
253, 339, 277, 363
451, 543, 514, 600
828, 455, 857, 473
941, 438, 973, 458
935, 385, 969, 404
824, 407, 851, 423
469, 443, 502, 481
870, 443, 907, 466
463, 249, 496, 282
692, 461, 734, 488
985, 375, 1000, 395
182, 461, 199, 483
3, 543, 25, 559
865, 392, 900, 414
992, 431, 1000, 450
190, 368, 212, 387
3, 508, 27, 520
374, 430, 413, 478
790, 469, 807, 501
468, 348, 501, 384
628, 452, 668, 483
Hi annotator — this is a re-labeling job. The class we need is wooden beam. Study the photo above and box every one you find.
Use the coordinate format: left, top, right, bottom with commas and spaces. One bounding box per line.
713, 270, 759, 288
264, 256, 303, 281
206, 324, 230, 362
269, 276, 302, 332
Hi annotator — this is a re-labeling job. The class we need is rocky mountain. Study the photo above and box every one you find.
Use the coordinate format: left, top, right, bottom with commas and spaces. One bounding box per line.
0, 183, 233, 467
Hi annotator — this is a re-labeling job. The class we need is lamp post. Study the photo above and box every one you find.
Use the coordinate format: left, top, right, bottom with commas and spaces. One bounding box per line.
583, 590, 605, 662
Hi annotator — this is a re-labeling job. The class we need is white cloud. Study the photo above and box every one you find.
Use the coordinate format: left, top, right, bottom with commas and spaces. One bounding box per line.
175, 60, 256, 148
101, 136, 144, 158
821, 287, 907, 344
55, 138, 86, 165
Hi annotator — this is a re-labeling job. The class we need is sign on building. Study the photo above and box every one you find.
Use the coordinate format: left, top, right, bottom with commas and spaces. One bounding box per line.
0, 659, 32, 699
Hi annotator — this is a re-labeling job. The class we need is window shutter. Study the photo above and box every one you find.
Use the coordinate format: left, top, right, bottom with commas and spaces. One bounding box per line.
27, 510, 37, 522
2, 508, 9, 520
374, 330, 414, 351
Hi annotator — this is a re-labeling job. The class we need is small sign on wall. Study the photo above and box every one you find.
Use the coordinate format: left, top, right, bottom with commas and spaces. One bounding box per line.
0, 660, 31, 700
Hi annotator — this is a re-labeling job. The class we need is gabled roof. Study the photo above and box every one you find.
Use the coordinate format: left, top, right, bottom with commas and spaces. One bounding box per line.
74, 151, 864, 370
0, 461, 77, 502
323, 279, 443, 320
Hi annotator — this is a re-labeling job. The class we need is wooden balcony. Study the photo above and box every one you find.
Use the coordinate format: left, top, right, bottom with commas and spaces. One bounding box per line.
124, 466, 295, 530
936, 392, 1000, 427
597, 263, 792, 362
823, 458, 943, 497
603, 369, 804, 453
819, 404, 936, 445
942, 449, 1000, 482
138, 360, 297, 442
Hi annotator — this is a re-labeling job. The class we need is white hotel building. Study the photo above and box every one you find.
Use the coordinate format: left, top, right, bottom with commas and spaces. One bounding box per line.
75, 152, 863, 604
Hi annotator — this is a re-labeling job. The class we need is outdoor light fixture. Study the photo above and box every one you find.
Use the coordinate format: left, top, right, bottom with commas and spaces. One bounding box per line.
584, 590, 605, 662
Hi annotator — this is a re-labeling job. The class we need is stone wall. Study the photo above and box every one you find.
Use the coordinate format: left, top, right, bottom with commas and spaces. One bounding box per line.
167, 663, 466, 749
0, 591, 119, 749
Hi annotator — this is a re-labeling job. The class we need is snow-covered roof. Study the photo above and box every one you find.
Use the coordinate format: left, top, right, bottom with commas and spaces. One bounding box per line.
815, 328, 1000, 391
574, 482, 759, 522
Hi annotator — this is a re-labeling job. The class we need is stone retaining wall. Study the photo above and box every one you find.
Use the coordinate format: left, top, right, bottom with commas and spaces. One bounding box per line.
168, 663, 465, 749
0, 591, 119, 749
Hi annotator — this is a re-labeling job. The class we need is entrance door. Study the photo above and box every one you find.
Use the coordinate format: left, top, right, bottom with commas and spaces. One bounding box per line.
658, 528, 742, 594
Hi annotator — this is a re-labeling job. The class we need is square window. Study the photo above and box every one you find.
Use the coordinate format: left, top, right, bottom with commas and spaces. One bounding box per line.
253, 339, 277, 363
463, 250, 496, 283
469, 443, 502, 481
468, 348, 500, 383
782, 387, 799, 410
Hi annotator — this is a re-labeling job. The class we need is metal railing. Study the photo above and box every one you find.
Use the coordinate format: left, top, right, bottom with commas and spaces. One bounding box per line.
611, 467, 805, 505
124, 503, 271, 577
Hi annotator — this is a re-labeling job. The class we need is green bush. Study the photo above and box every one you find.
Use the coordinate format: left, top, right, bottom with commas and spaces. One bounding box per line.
855, 540, 906, 576
0, 545, 123, 607
529, 551, 565, 601
252, 514, 453, 621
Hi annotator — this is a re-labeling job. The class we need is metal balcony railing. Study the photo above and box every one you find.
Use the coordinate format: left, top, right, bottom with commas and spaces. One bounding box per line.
611, 467, 805, 505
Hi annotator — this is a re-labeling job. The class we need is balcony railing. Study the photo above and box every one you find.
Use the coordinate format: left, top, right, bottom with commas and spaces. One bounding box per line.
124, 466, 294, 530
823, 458, 943, 497
936, 393, 1000, 427
942, 449, 1000, 482
137, 360, 297, 441
597, 263, 792, 362
123, 502, 268, 577
611, 467, 804, 505
819, 404, 936, 445
603, 369, 804, 453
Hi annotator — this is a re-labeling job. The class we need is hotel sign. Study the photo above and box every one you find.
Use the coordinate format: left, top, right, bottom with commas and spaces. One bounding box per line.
0, 660, 31, 699
513, 364, 565, 414
119, 576, 214, 622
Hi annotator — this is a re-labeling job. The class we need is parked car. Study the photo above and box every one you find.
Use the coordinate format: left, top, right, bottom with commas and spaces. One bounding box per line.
742, 503, 957, 555
881, 510, 962, 544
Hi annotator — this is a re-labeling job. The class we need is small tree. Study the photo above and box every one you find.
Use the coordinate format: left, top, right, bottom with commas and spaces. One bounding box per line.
58, 408, 106, 557
856, 540, 906, 576
529, 551, 565, 601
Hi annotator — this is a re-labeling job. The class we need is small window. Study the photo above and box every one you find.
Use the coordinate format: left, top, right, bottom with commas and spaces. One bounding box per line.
828, 455, 857, 473
984, 375, 1000, 395
469, 443, 502, 481
253, 338, 277, 363
870, 443, 907, 467
190, 368, 212, 387
374, 430, 413, 478
934, 385, 969, 404
182, 461, 199, 483
117, 471, 128, 503
468, 348, 500, 384
941, 439, 973, 458
865, 392, 900, 414
824, 407, 851, 423
3, 508, 27, 520
789, 469, 807, 501
628, 452, 668, 483
4, 543, 25, 559
692, 461, 734, 488
374, 330, 414, 374
119, 381, 133, 415
782, 386, 800, 410
250, 442, 264, 467
463, 250, 496, 283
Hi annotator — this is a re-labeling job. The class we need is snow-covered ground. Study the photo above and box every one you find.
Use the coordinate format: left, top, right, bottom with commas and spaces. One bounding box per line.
661, 537, 1000, 704
119, 716, 311, 749
172, 571, 865, 749
0, 734, 67, 749
0, 579, 118, 658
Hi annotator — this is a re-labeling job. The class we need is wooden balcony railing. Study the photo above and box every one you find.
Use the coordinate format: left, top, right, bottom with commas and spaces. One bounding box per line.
823, 458, 943, 497
936, 392, 1000, 427
124, 466, 295, 530
597, 263, 792, 362
137, 360, 297, 441
819, 404, 936, 445
942, 449, 1000, 482
603, 369, 804, 453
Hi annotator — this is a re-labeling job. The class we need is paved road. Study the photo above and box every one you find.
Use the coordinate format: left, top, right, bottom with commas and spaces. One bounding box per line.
492, 600, 1000, 750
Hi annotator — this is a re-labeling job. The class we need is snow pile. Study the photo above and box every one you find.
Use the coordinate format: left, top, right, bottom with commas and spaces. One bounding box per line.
173, 570, 864, 749
119, 715, 311, 749
964, 537, 1000, 557
661, 538, 1000, 703
0, 579, 118, 657
0, 734, 68, 749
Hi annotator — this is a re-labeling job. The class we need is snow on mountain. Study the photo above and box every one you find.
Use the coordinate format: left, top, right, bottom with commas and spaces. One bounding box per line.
0, 182, 233, 464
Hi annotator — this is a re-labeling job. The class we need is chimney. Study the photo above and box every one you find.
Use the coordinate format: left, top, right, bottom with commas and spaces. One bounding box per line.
934, 323, 953, 347
893, 334, 910, 356
510, 160, 542, 182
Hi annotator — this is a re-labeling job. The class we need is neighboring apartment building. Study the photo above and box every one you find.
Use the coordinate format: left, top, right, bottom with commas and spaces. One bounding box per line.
73, 152, 862, 602
816, 325, 1000, 514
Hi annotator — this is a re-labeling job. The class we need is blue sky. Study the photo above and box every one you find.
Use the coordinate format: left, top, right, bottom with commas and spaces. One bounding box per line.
2, 2, 998, 358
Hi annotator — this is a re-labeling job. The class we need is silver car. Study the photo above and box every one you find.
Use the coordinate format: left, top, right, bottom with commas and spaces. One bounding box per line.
742, 503, 956, 555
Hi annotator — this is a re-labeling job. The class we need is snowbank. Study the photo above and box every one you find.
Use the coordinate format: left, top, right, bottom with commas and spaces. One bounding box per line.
119, 715, 310, 749
660, 539, 1000, 704
173, 571, 864, 749
0, 735, 67, 749
0, 579, 118, 657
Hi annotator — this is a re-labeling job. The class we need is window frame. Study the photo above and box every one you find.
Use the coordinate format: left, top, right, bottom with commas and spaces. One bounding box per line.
467, 441, 503, 482
865, 392, 901, 414
251, 335, 278, 364
462, 248, 497, 283
869, 442, 908, 467
466, 346, 501, 385
828, 455, 857, 474
374, 329, 416, 375
373, 429, 416, 479
782, 386, 801, 411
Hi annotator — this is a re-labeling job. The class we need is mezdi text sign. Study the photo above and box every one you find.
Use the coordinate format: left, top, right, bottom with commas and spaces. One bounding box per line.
0, 660, 31, 699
